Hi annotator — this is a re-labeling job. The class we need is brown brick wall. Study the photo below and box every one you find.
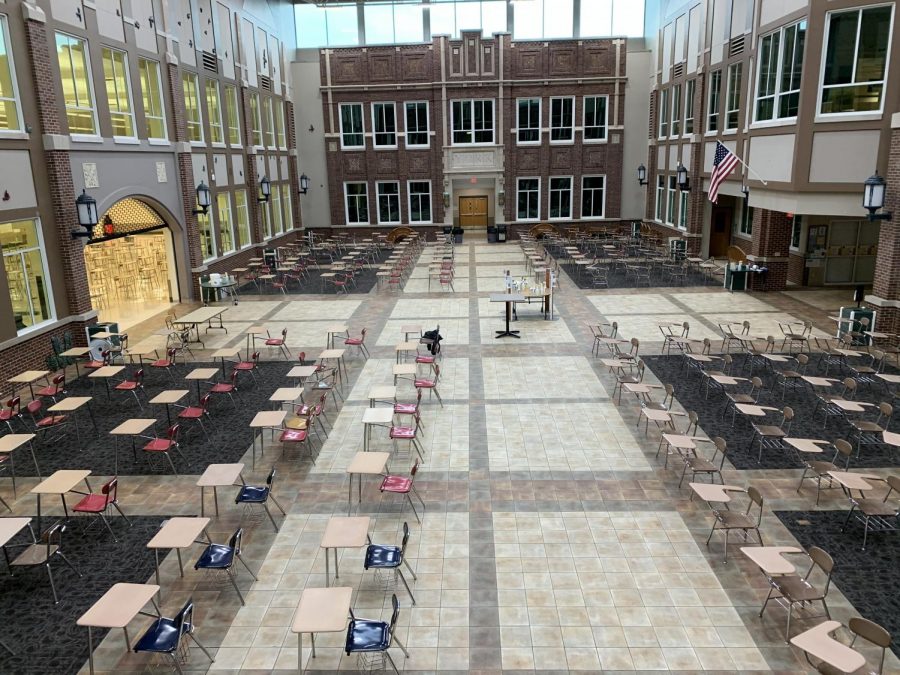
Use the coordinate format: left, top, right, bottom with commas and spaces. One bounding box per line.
0, 320, 96, 395
747, 208, 792, 291
866, 127, 900, 332
787, 252, 806, 285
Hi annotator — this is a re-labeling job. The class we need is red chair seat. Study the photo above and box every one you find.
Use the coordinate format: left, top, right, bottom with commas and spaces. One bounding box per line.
344, 338, 363, 345
279, 429, 307, 442
390, 426, 415, 439
380, 475, 412, 493
37, 414, 67, 427
178, 407, 204, 419
114, 381, 139, 391
0, 410, 16, 421
143, 438, 174, 452
295, 404, 312, 416
151, 359, 172, 367
37, 385, 63, 397
85, 360, 106, 369
393, 403, 417, 414
415, 355, 435, 364
210, 383, 234, 393
414, 379, 435, 388
73, 494, 108, 513
264, 338, 284, 346
234, 362, 255, 370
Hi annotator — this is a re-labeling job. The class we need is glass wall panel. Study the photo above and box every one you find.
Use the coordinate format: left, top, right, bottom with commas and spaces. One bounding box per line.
580, 0, 613, 37
327, 5, 359, 46
365, 4, 395, 44
394, 4, 423, 42
482, 1, 507, 36
514, 0, 543, 39
544, 0, 573, 39
295, 4, 327, 48
0, 219, 53, 331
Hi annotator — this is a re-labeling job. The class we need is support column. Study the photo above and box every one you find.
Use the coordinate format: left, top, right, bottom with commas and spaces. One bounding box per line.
684, 140, 704, 255
241, 86, 264, 243
285, 101, 303, 231
865, 117, 900, 333
747, 208, 791, 291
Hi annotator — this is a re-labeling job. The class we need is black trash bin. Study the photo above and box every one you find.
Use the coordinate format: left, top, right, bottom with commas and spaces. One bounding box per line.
498, 225, 508, 242
487, 226, 498, 243
452, 227, 463, 244
442, 225, 452, 236
200, 276, 219, 304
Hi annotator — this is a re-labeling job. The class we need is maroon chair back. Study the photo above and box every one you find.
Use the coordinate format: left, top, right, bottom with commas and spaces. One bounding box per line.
6, 397, 20, 413
167, 347, 178, 359
167, 424, 181, 441
297, 351, 306, 363
134, 369, 144, 382
101, 478, 118, 505
199, 394, 211, 410
281, 328, 288, 339
229, 369, 239, 385
410, 460, 419, 478
52, 374, 65, 386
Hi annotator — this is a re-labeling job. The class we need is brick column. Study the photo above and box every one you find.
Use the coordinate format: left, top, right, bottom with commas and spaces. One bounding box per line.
644, 146, 657, 222
24, 7, 92, 316
747, 208, 791, 291
285, 101, 303, 231
240, 86, 264, 243
865, 122, 900, 333
684, 140, 704, 256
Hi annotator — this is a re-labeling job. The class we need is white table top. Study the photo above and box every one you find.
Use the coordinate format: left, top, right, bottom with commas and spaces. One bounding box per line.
320, 516, 370, 549
251, 410, 287, 428
347, 451, 390, 475
110, 419, 156, 435
785, 438, 831, 454
185, 368, 219, 380
77, 583, 160, 629
147, 517, 211, 549
149, 390, 189, 405
177, 306, 228, 324
292, 587, 353, 634
362, 408, 395, 425
48, 396, 92, 412
31, 470, 91, 495
196, 463, 244, 487
790, 621, 866, 674
0, 518, 32, 547
741, 546, 803, 575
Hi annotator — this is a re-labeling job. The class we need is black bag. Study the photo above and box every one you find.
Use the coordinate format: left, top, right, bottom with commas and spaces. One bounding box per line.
421, 328, 442, 355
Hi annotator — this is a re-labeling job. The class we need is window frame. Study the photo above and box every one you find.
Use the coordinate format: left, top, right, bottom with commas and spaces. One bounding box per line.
549, 96, 574, 143
376, 180, 401, 224
197, 209, 215, 261
1, 218, 56, 334
223, 85, 241, 147
138, 58, 167, 142
371, 101, 398, 148
582, 95, 608, 142
725, 63, 742, 130
548, 176, 573, 220
658, 88, 669, 138
274, 102, 286, 149
344, 181, 370, 225
738, 197, 754, 236
271, 184, 284, 234
516, 176, 540, 222
205, 78, 225, 145
451, 99, 495, 146
101, 47, 136, 141
182, 72, 204, 144
655, 175, 665, 222
754, 20, 806, 123
407, 180, 432, 224
0, 15, 23, 134
339, 102, 365, 149
283, 190, 293, 231
581, 175, 606, 220
249, 93, 262, 147
262, 96, 276, 149
56, 32, 100, 139
670, 83, 682, 138
404, 101, 429, 148
234, 188, 251, 248
678, 189, 688, 230
684, 79, 695, 135
817, 4, 895, 118
666, 175, 677, 225
215, 191, 235, 255
516, 97, 541, 145
790, 215, 804, 252
706, 70, 722, 133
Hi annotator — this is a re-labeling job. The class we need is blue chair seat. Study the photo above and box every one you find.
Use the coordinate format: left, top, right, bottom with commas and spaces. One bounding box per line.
345, 619, 390, 653
364, 544, 401, 569
195, 544, 235, 570
134, 618, 191, 654
236, 486, 269, 503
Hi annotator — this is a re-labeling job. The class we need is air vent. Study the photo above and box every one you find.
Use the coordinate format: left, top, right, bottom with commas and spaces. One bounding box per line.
673, 62, 684, 79
729, 35, 745, 57
201, 51, 218, 73
259, 75, 272, 91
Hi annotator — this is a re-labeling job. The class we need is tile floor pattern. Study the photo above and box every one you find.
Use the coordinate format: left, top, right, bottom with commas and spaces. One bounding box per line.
6, 240, 897, 673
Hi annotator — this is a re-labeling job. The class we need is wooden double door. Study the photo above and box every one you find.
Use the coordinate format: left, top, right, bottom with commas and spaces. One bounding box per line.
459, 196, 488, 229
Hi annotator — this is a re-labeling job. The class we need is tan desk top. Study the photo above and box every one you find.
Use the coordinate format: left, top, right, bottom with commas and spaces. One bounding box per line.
790, 621, 866, 674
91, 331, 121, 339
59, 347, 92, 357
760, 353, 792, 362
662, 434, 709, 449
684, 354, 721, 363
319, 349, 346, 360
877, 373, 900, 384
640, 408, 678, 422
831, 399, 875, 412
884, 430, 900, 447
211, 347, 241, 358
125, 342, 161, 357
270, 387, 304, 403
197, 463, 244, 487
785, 438, 831, 454
347, 451, 390, 476
362, 408, 394, 425
78, 583, 161, 629
147, 517, 211, 549
395, 341, 420, 352
835, 348, 865, 357
622, 383, 662, 394
251, 410, 287, 428
185, 368, 219, 380
735, 403, 779, 416
689, 482, 746, 503
320, 516, 370, 549
393, 364, 418, 376
801, 376, 839, 387
177, 306, 228, 324
400, 324, 422, 334
708, 374, 748, 385
110, 419, 156, 435
0, 517, 31, 547
287, 366, 317, 378
827, 471, 881, 491
49, 396, 92, 412
0, 433, 36, 453
9, 370, 49, 384
247, 325, 267, 335
368, 386, 397, 401
88, 366, 125, 378
149, 390, 189, 405
32, 469, 91, 495
600, 359, 632, 369
741, 546, 803, 575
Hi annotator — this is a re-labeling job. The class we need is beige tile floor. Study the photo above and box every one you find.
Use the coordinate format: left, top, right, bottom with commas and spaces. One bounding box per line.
11, 238, 890, 674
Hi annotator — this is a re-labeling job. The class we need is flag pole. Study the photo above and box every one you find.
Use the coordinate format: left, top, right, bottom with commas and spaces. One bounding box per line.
725, 142, 768, 186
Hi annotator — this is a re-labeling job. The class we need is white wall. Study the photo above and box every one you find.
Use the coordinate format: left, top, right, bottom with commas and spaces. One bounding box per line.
290, 50, 331, 228
622, 41, 652, 220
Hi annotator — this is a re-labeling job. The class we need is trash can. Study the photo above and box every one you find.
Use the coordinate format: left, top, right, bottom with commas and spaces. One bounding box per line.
263, 248, 278, 269
487, 226, 498, 243
200, 276, 219, 304
86, 322, 120, 360
452, 227, 463, 244
498, 225, 508, 242
442, 226, 452, 236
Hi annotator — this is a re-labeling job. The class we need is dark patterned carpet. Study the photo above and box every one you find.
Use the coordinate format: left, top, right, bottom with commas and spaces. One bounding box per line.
0, 515, 167, 674
7, 360, 310, 477
643, 353, 900, 470
775, 510, 900, 658
238, 266, 381, 295
559, 261, 714, 290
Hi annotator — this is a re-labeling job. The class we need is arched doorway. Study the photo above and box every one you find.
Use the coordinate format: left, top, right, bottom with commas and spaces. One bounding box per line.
83, 197, 180, 328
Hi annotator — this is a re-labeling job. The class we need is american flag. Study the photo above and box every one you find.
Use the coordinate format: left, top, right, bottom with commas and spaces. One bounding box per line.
708, 141, 739, 204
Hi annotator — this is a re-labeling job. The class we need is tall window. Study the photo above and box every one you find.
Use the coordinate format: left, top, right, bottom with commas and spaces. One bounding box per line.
739, 199, 754, 235
283, 190, 293, 229
670, 84, 682, 137
340, 103, 364, 148
182, 73, 203, 143
1, 219, 54, 332
725, 63, 742, 129
666, 175, 676, 225
260, 200, 273, 238
684, 79, 695, 134
581, 176, 605, 219
655, 175, 665, 221
550, 96, 574, 142
517, 177, 540, 221
224, 85, 240, 145
205, 80, 224, 144
583, 96, 607, 141
234, 189, 250, 248
262, 97, 275, 147
658, 88, 669, 137
377, 181, 400, 223
0, 16, 22, 132
56, 33, 97, 135
249, 93, 262, 146
404, 102, 428, 147
408, 181, 431, 223
274, 103, 286, 147
197, 211, 214, 260
271, 184, 284, 234
138, 59, 166, 141
215, 192, 234, 254
517, 98, 540, 144
820, 6, 893, 115
756, 20, 806, 121
372, 102, 397, 147
549, 177, 572, 219
101, 48, 135, 138
790, 215, 803, 250
707, 70, 722, 132
678, 191, 688, 229
345, 182, 369, 224
451, 99, 494, 144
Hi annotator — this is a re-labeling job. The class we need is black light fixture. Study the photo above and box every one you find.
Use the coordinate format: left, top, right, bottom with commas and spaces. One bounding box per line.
676, 163, 691, 192
258, 175, 271, 203
192, 181, 211, 215
742, 183, 750, 197
72, 189, 98, 240
637, 164, 647, 186
863, 171, 892, 221
299, 173, 310, 195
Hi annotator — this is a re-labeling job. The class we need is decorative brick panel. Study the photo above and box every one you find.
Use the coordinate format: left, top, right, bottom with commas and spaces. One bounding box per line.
866, 127, 900, 333
0, 320, 96, 387
24, 17, 62, 135
747, 208, 792, 291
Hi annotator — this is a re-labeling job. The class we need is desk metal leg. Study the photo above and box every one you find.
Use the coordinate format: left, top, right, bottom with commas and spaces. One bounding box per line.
176, 549, 184, 576
213, 486, 219, 516
87, 627, 94, 675
154, 550, 161, 587
334, 548, 339, 580
200, 487, 205, 517
325, 547, 330, 587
